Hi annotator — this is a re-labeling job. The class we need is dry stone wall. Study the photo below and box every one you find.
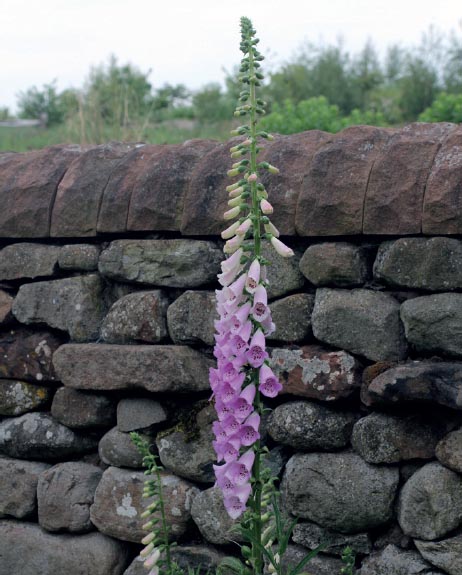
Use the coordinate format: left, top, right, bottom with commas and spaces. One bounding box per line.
1, 123, 462, 574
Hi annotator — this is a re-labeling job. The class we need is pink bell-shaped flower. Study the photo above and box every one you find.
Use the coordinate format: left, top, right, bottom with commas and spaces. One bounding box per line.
258, 364, 283, 398
230, 302, 252, 334
235, 412, 260, 446
225, 449, 255, 485
246, 329, 269, 368
245, 259, 260, 294
251, 284, 270, 322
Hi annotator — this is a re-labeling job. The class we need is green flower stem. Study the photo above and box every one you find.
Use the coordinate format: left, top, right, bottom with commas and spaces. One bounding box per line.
251, 387, 264, 575
131, 432, 176, 575
249, 46, 261, 260
248, 31, 264, 575
155, 464, 173, 573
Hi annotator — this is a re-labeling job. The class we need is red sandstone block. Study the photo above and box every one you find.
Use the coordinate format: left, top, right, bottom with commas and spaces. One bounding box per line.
363, 122, 455, 235
180, 140, 237, 236
259, 131, 331, 236
126, 139, 217, 233
296, 125, 387, 236
0, 145, 81, 238
50, 142, 135, 237
97, 144, 159, 233
422, 124, 462, 234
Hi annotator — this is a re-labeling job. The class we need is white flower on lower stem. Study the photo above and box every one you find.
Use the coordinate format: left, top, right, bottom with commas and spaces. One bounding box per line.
236, 217, 252, 235
268, 552, 280, 574
143, 547, 161, 569
140, 542, 154, 558
221, 220, 241, 239
270, 236, 294, 258
264, 220, 280, 237
224, 206, 241, 220
224, 234, 244, 254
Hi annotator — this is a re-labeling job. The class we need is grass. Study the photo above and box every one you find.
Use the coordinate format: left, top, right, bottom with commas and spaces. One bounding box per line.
0, 119, 234, 153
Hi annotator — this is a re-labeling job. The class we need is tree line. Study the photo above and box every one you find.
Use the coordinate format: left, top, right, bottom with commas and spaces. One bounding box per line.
2, 26, 462, 138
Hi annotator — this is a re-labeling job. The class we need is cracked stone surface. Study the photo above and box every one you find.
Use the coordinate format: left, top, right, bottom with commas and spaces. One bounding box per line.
0, 457, 50, 519
359, 544, 444, 575
282, 451, 399, 533
90, 466, 198, 543
99, 239, 222, 288
0, 243, 60, 281
300, 242, 370, 287
37, 461, 103, 533
374, 237, 462, 291
267, 400, 357, 450
0, 379, 52, 416
415, 531, 462, 575
53, 344, 213, 393
0, 519, 130, 575
398, 462, 462, 540
101, 290, 169, 344
351, 412, 457, 464
312, 288, 407, 361
58, 244, 101, 271
191, 486, 243, 545
12, 274, 107, 342
0, 412, 98, 461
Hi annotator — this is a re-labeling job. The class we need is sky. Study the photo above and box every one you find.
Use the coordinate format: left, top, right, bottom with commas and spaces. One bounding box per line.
1, 0, 461, 112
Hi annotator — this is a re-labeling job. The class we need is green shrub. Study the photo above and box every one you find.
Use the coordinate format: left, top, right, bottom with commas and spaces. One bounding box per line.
419, 92, 462, 123
260, 97, 343, 134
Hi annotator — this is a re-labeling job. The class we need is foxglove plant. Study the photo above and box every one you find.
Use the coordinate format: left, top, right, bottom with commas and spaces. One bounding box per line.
130, 433, 182, 575
132, 16, 325, 575
210, 16, 310, 575
211, 16, 292, 517
340, 547, 356, 575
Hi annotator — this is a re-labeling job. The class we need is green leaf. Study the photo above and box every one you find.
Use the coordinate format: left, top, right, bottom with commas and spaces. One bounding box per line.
218, 556, 247, 575
279, 517, 298, 555
271, 494, 284, 539
243, 537, 276, 570
287, 543, 327, 575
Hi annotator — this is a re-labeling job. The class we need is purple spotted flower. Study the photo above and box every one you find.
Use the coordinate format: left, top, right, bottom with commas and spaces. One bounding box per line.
211, 243, 284, 518
246, 329, 269, 368
245, 259, 260, 294
251, 284, 270, 322
259, 364, 283, 398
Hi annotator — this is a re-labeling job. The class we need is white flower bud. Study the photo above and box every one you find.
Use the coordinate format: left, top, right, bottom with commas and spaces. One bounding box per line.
228, 195, 243, 208
229, 186, 244, 198
236, 218, 252, 235
224, 234, 244, 254
144, 548, 161, 569
221, 220, 240, 239
264, 221, 280, 237
141, 532, 155, 546
271, 236, 294, 257
140, 542, 154, 558
223, 206, 241, 220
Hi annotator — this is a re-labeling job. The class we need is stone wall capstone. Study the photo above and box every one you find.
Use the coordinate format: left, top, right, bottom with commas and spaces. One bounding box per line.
1, 123, 462, 574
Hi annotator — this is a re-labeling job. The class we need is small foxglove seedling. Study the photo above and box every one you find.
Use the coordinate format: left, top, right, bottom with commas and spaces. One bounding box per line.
340, 546, 356, 575
130, 433, 182, 575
